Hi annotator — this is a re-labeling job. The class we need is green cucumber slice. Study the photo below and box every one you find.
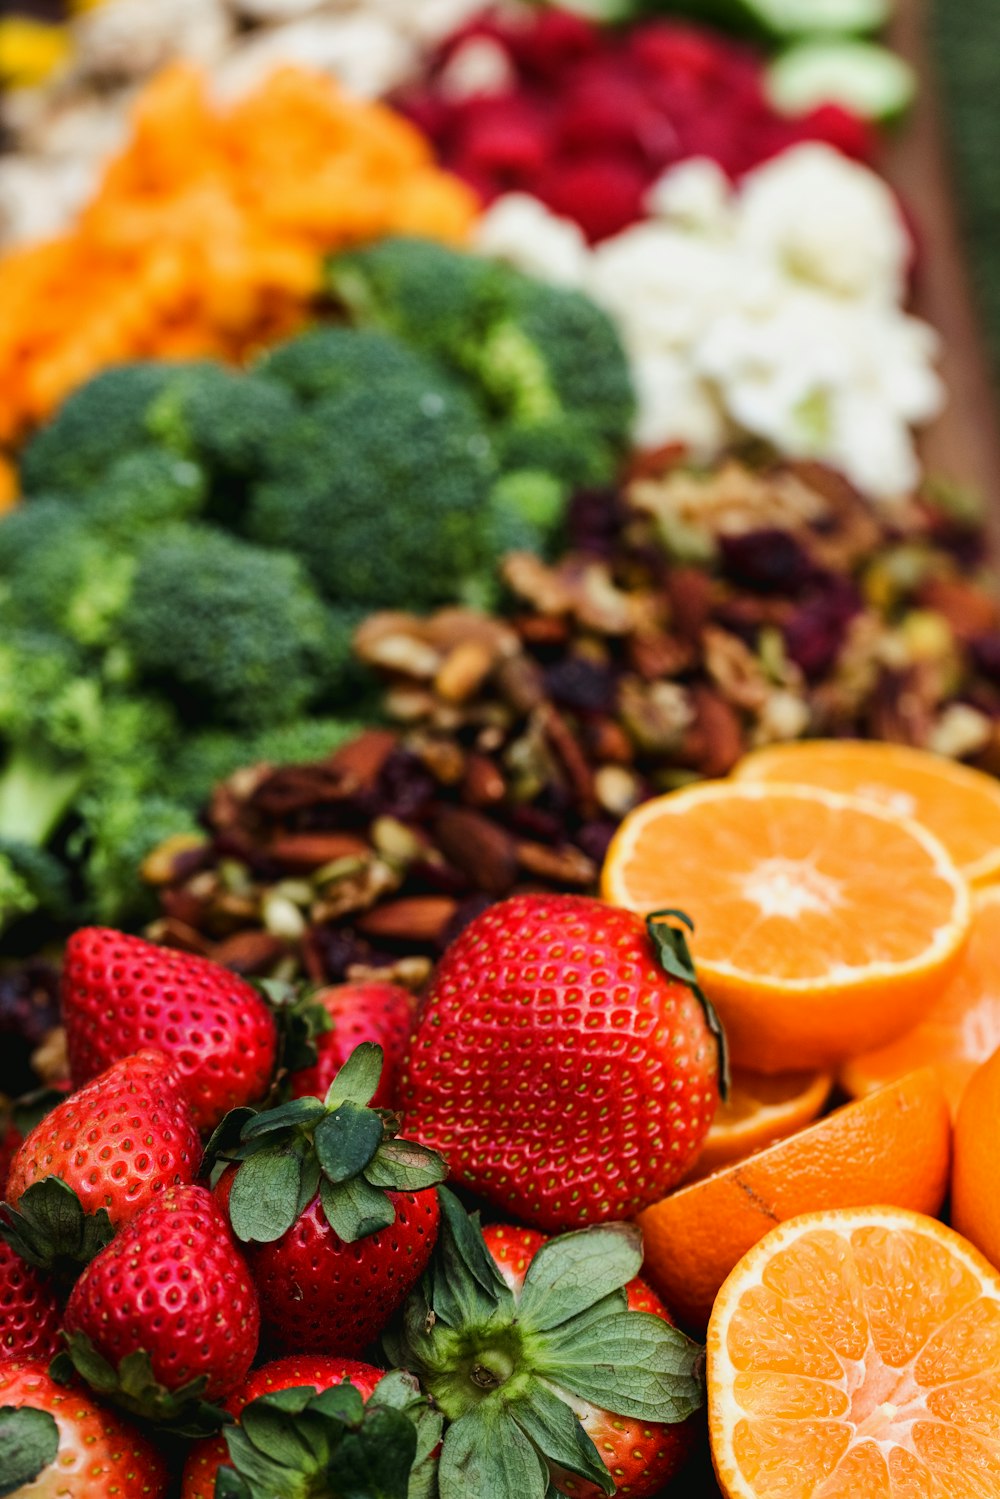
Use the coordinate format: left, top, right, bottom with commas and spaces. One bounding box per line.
767, 39, 916, 123
748, 0, 893, 37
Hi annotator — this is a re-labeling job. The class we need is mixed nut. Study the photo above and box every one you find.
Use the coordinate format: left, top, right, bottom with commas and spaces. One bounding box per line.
143, 454, 1000, 985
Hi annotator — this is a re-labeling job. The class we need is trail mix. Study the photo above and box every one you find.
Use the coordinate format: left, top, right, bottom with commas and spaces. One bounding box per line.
144, 455, 1000, 985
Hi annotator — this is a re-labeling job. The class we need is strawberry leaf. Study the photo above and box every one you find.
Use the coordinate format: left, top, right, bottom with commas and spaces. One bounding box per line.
202, 1107, 258, 1177
431, 1188, 514, 1328
517, 1223, 643, 1332
256, 979, 333, 1080
0, 1407, 59, 1495
228, 1144, 304, 1244
509, 1380, 613, 1494
314, 1104, 384, 1184
241, 1098, 327, 1141
646, 909, 731, 1100
438, 1406, 549, 1499
320, 1174, 396, 1244
52, 1332, 231, 1438
324, 1042, 383, 1110
538, 1309, 704, 1424
365, 1138, 448, 1194
0, 1177, 115, 1279
368, 1372, 443, 1499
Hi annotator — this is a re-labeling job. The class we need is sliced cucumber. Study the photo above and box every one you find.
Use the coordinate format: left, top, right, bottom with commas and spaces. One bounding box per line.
747, 0, 893, 37
767, 39, 916, 123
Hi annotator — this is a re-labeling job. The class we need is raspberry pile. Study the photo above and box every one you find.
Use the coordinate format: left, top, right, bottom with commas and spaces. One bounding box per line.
398, 7, 875, 241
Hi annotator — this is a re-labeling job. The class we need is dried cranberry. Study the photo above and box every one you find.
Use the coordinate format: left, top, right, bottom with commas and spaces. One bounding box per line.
784, 579, 860, 679
566, 486, 630, 555
719, 529, 814, 594
971, 634, 1000, 683
0, 961, 62, 1096
506, 9, 600, 78
438, 894, 495, 952
374, 750, 438, 822
533, 154, 648, 242
544, 656, 617, 712
307, 925, 377, 983
575, 820, 618, 866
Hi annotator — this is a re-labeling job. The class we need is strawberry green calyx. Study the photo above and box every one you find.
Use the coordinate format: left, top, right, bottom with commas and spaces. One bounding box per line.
0, 1406, 60, 1495
386, 1190, 704, 1499
255, 978, 333, 1081
0, 1177, 115, 1281
205, 1042, 446, 1246
214, 1371, 442, 1499
646, 908, 731, 1099
51, 1333, 230, 1438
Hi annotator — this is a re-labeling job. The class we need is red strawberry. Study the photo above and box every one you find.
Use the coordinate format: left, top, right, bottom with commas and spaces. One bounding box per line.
287, 981, 415, 1110
61, 928, 278, 1132
388, 1189, 703, 1498
0, 1119, 21, 1192
5, 1049, 201, 1230
62, 1183, 259, 1413
401, 894, 723, 1230
480, 1223, 696, 1498
0, 1359, 168, 1496
181, 1354, 384, 1499
209, 1042, 444, 1357
0, 1241, 62, 1363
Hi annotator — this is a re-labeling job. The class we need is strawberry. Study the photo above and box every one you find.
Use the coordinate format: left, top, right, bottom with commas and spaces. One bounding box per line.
62, 927, 278, 1131
287, 981, 415, 1110
181, 1354, 386, 1498
387, 1189, 703, 1499
0, 1240, 62, 1363
207, 1041, 445, 1356
2, 1049, 201, 1278
479, 1224, 696, 1498
401, 894, 724, 1230
0, 1118, 21, 1191
60, 1183, 259, 1426
0, 1359, 168, 1496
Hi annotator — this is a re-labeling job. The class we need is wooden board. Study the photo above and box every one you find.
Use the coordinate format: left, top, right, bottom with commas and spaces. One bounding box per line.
885, 0, 1000, 554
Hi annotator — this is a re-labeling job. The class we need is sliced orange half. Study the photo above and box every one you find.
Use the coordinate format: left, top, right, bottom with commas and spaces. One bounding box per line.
687, 1068, 834, 1181
842, 884, 1000, 1117
735, 738, 1000, 887
708, 1205, 1000, 1499
602, 782, 971, 1073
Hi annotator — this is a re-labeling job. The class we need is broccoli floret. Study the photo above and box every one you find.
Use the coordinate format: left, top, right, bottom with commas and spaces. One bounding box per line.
247, 369, 499, 609
257, 327, 441, 406
19, 362, 186, 496
78, 793, 199, 927
496, 415, 623, 494
120, 526, 349, 730
80, 448, 208, 541
146, 364, 301, 525
0, 841, 72, 929
326, 237, 635, 462
0, 498, 136, 651
172, 718, 370, 808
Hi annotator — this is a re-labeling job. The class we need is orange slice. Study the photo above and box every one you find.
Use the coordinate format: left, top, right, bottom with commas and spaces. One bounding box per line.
842, 884, 1000, 1118
602, 781, 971, 1073
708, 1205, 1000, 1499
735, 738, 1000, 887
687, 1069, 834, 1181
953, 1044, 1000, 1274
639, 1069, 951, 1331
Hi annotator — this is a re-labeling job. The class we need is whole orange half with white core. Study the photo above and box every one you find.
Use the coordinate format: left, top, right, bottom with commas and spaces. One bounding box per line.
687, 1068, 834, 1181
708, 1205, 1000, 1499
602, 781, 971, 1073
842, 884, 1000, 1117
735, 738, 1000, 887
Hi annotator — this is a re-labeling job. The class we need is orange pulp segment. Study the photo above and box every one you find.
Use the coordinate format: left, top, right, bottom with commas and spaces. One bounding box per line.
708, 1205, 1000, 1499
687, 1069, 834, 1181
735, 738, 1000, 887
842, 884, 1000, 1117
602, 782, 971, 1073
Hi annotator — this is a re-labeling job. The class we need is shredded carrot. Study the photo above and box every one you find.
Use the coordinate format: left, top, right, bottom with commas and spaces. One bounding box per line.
0, 63, 478, 448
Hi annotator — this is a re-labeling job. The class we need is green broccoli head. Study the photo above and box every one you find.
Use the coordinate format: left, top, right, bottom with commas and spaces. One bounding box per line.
257, 327, 442, 406
145, 364, 300, 525
120, 526, 350, 730
247, 368, 499, 609
325, 237, 635, 465
80, 448, 208, 541
77, 792, 199, 927
0, 839, 73, 930
19, 362, 186, 496
0, 498, 136, 652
